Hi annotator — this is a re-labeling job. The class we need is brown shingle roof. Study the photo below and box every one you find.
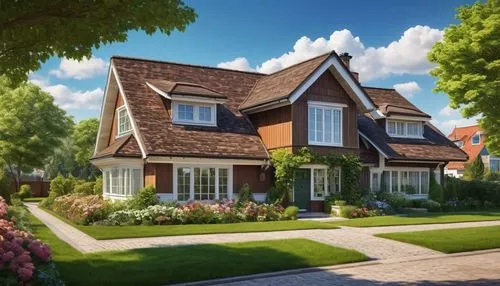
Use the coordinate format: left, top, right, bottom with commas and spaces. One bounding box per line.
112, 56, 269, 160
92, 134, 142, 159
364, 87, 430, 118
240, 53, 331, 109
358, 115, 468, 162
146, 79, 227, 99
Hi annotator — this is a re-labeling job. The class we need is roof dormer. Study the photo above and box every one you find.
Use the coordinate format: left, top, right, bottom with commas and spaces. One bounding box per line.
146, 80, 227, 127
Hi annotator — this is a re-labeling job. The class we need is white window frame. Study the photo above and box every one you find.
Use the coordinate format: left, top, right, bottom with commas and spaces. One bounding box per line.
472, 133, 481, 145
173, 164, 233, 201
116, 106, 132, 137
370, 167, 430, 196
386, 120, 424, 139
103, 166, 143, 197
172, 101, 217, 126
307, 101, 344, 147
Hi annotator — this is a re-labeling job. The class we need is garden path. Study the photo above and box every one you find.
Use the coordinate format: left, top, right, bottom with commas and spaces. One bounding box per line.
26, 203, 500, 260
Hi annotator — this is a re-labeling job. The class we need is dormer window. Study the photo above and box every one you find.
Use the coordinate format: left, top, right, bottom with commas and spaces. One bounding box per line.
117, 106, 132, 136
455, 141, 464, 148
173, 101, 216, 126
387, 120, 423, 138
472, 133, 481, 145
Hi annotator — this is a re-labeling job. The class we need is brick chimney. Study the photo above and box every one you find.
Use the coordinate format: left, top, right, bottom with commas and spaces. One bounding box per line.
339, 52, 359, 81
339, 52, 352, 69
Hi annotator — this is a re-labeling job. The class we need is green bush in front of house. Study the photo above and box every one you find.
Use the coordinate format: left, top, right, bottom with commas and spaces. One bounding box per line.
284, 206, 299, 220
127, 185, 159, 210
237, 183, 255, 204
18, 184, 32, 200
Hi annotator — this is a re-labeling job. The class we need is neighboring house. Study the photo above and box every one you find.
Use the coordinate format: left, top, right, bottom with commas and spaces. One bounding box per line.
446, 125, 499, 178
91, 51, 467, 211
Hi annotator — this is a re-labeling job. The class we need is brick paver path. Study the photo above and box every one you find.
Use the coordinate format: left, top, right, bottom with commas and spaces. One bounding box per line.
211, 250, 500, 286
27, 203, 500, 260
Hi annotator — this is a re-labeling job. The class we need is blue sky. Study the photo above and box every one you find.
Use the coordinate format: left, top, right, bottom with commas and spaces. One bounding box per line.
30, 0, 479, 135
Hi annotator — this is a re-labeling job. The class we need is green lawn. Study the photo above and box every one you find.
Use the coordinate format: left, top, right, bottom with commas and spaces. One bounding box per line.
40, 207, 338, 240
29, 214, 367, 285
330, 211, 500, 227
23, 197, 45, 202
377, 226, 500, 253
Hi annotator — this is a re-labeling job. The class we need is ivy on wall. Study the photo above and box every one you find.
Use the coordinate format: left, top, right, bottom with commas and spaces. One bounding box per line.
270, 147, 362, 204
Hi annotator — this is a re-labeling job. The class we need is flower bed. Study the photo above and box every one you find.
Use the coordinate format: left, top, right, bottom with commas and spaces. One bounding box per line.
51, 193, 110, 225
0, 196, 62, 284
105, 200, 286, 226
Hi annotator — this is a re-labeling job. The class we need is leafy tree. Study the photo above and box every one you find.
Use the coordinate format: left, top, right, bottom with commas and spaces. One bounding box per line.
0, 0, 197, 83
464, 155, 486, 180
44, 137, 78, 179
0, 77, 73, 191
72, 118, 99, 166
428, 0, 500, 155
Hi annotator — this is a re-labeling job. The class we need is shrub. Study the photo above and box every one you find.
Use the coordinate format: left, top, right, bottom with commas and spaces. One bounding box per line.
18, 184, 32, 200
7, 205, 31, 232
443, 176, 458, 201
266, 186, 285, 205
377, 191, 411, 213
428, 176, 444, 203
237, 183, 254, 204
484, 171, 500, 182
484, 200, 496, 209
339, 205, 357, 218
334, 200, 347, 206
284, 206, 299, 220
127, 185, 158, 210
49, 175, 75, 196
421, 199, 441, 212
458, 197, 482, 210
52, 194, 110, 225
73, 181, 95, 195
350, 207, 382, 219
464, 155, 485, 180
93, 176, 103, 195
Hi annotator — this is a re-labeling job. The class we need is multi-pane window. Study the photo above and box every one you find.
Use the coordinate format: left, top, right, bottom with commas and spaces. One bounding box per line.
175, 166, 231, 201
472, 133, 481, 145
313, 168, 327, 199
117, 107, 131, 136
173, 102, 216, 126
490, 159, 500, 172
372, 169, 430, 195
177, 168, 191, 201
103, 167, 143, 196
178, 104, 194, 121
387, 120, 423, 138
328, 168, 341, 194
308, 105, 342, 146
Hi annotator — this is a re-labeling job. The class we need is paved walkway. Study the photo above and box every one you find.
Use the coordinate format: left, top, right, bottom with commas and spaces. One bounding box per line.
27, 203, 500, 261
204, 250, 500, 286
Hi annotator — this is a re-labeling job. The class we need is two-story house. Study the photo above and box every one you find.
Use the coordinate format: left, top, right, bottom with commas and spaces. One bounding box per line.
91, 51, 467, 211
446, 125, 499, 178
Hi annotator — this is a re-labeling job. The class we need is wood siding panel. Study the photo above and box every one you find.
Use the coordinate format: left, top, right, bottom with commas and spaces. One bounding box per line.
291, 71, 359, 151
233, 165, 272, 193
249, 106, 291, 150
144, 163, 173, 193
108, 92, 125, 145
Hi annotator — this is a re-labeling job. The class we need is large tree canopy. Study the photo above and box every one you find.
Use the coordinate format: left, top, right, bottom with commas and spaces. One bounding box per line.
429, 0, 500, 155
72, 118, 99, 166
0, 77, 73, 190
0, 0, 196, 83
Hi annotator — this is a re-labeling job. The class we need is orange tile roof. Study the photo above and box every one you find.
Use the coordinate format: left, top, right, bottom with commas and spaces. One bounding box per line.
446, 125, 484, 170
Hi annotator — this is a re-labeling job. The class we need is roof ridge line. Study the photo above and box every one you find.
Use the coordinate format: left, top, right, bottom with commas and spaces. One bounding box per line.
111, 55, 266, 76
264, 51, 334, 76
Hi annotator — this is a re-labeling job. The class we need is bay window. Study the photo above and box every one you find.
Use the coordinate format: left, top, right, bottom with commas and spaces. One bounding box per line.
308, 103, 342, 146
173, 101, 216, 126
174, 165, 232, 201
372, 169, 430, 195
387, 120, 423, 138
103, 167, 143, 196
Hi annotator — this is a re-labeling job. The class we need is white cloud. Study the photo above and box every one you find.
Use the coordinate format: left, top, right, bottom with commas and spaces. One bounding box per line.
439, 104, 460, 116
218, 25, 443, 82
50, 56, 108, 80
217, 57, 255, 72
437, 117, 480, 135
393, 81, 421, 98
30, 77, 103, 110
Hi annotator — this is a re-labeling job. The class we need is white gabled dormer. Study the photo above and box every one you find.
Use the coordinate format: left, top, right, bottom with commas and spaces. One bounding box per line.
146, 80, 226, 127
385, 117, 427, 139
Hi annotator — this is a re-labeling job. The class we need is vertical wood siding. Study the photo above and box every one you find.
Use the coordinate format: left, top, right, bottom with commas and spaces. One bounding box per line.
249, 106, 292, 150
108, 92, 125, 145
233, 165, 273, 193
291, 71, 359, 153
144, 163, 173, 193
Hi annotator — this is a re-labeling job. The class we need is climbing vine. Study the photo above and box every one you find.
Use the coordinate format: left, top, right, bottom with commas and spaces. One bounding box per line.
270, 147, 362, 204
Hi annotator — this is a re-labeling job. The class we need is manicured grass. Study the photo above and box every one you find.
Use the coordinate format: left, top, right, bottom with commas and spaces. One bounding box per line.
40, 207, 338, 240
377, 226, 500, 253
329, 211, 500, 227
23, 197, 44, 202
29, 214, 368, 285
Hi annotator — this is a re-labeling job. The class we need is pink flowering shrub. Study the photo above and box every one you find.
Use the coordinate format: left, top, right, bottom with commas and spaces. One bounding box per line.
52, 193, 110, 225
0, 196, 58, 284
